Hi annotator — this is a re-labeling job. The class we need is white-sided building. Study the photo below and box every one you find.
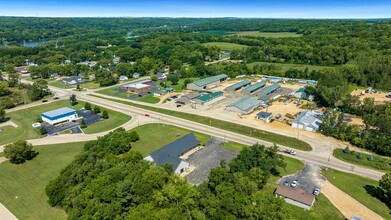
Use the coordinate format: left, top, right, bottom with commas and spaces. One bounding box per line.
291, 111, 323, 132
41, 107, 78, 125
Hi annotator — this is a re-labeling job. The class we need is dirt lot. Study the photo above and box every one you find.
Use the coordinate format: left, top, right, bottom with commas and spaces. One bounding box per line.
351, 89, 391, 104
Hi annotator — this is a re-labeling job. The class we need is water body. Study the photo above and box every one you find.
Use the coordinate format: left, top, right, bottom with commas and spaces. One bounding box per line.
2, 40, 55, 47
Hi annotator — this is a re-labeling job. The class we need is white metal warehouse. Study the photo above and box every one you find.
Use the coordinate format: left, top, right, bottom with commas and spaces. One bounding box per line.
41, 107, 78, 125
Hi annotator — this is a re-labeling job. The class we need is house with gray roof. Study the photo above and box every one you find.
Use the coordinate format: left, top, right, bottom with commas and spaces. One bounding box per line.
225, 80, 251, 92
291, 111, 323, 132
187, 74, 228, 91
226, 97, 263, 115
242, 81, 266, 95
144, 133, 200, 174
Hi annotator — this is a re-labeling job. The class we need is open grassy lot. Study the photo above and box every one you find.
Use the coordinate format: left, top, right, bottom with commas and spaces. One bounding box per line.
0, 142, 85, 220
136, 94, 160, 104
203, 42, 249, 51
1, 100, 130, 145
333, 149, 391, 172
91, 94, 311, 151
247, 61, 331, 72
96, 86, 122, 96
231, 31, 303, 38
162, 77, 200, 92
323, 169, 390, 219
80, 81, 100, 89
131, 124, 211, 156
225, 143, 343, 219
48, 80, 69, 88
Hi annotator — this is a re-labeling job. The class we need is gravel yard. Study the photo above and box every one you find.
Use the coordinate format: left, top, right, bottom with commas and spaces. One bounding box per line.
186, 137, 238, 185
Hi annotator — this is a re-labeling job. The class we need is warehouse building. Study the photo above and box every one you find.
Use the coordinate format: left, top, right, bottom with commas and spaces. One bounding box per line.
41, 107, 78, 125
176, 92, 201, 105
187, 74, 228, 91
256, 83, 281, 97
144, 133, 200, 174
195, 91, 224, 105
291, 111, 323, 132
225, 80, 251, 92
275, 185, 316, 210
242, 81, 266, 95
226, 97, 263, 115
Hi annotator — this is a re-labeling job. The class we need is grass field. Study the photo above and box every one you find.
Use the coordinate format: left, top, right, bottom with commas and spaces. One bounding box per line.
230, 31, 303, 38
323, 169, 390, 219
247, 61, 331, 72
199, 30, 230, 36
79, 81, 100, 89
203, 42, 249, 51
0, 142, 85, 220
136, 94, 160, 104
131, 124, 211, 156
48, 80, 69, 88
333, 149, 391, 172
225, 143, 343, 219
96, 87, 121, 96
91, 94, 312, 151
1, 100, 130, 145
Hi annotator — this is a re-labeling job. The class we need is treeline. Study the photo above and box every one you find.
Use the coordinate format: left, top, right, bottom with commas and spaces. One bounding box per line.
46, 128, 290, 219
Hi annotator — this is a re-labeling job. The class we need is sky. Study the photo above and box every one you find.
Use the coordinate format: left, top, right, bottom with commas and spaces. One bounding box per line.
0, 0, 390, 18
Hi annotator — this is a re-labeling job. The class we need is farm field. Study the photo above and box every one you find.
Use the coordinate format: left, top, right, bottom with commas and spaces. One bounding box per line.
1, 100, 131, 145
323, 169, 390, 219
203, 42, 249, 51
230, 31, 303, 38
247, 61, 332, 72
0, 142, 85, 220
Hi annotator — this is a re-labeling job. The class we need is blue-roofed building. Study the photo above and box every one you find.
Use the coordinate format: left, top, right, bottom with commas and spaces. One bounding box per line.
144, 133, 200, 174
41, 107, 78, 125
187, 74, 228, 91
226, 97, 263, 115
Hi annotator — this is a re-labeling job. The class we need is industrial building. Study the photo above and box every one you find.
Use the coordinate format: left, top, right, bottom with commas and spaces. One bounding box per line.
187, 74, 228, 91
122, 79, 152, 94
176, 92, 201, 104
292, 88, 308, 99
144, 133, 200, 174
275, 185, 316, 210
226, 97, 263, 115
41, 107, 78, 125
291, 111, 323, 132
242, 81, 266, 95
256, 83, 281, 96
195, 91, 224, 105
225, 80, 251, 92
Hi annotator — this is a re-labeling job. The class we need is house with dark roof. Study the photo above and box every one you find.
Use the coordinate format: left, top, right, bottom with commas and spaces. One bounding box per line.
256, 111, 272, 122
61, 76, 82, 85
275, 185, 316, 210
225, 80, 251, 92
226, 97, 263, 115
144, 133, 200, 174
187, 74, 228, 91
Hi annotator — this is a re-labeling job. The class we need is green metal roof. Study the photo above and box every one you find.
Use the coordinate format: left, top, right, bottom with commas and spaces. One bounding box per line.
226, 80, 251, 91
197, 91, 223, 102
296, 87, 306, 93
258, 83, 281, 95
242, 81, 266, 93
193, 74, 228, 87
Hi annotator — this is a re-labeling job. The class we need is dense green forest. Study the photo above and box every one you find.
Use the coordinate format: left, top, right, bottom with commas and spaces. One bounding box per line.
46, 128, 289, 219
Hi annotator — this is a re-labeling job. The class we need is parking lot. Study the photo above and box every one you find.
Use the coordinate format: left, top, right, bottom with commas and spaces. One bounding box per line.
186, 137, 238, 185
280, 163, 326, 195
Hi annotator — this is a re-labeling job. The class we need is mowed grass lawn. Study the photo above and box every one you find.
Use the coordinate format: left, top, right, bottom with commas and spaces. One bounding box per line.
1, 100, 131, 145
333, 149, 391, 172
131, 123, 211, 156
231, 31, 303, 38
203, 42, 249, 51
323, 169, 390, 219
95, 87, 122, 96
224, 143, 343, 219
247, 61, 331, 72
136, 94, 160, 104
0, 142, 85, 220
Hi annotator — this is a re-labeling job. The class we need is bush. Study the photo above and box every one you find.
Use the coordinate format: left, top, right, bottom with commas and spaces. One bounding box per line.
40, 126, 47, 135
357, 153, 363, 159
80, 119, 87, 128
85, 102, 92, 111
102, 110, 109, 119
4, 140, 38, 164
343, 146, 350, 154
93, 106, 101, 114
368, 155, 374, 161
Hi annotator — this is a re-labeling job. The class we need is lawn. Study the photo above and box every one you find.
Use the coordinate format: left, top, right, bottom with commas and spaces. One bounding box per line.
323, 169, 390, 219
0, 142, 85, 220
48, 80, 69, 88
162, 77, 200, 92
91, 94, 312, 151
247, 61, 331, 72
230, 31, 303, 38
1, 100, 130, 145
80, 81, 100, 89
96, 87, 122, 96
203, 42, 249, 51
131, 123, 211, 156
333, 149, 391, 172
225, 143, 344, 219
136, 94, 160, 104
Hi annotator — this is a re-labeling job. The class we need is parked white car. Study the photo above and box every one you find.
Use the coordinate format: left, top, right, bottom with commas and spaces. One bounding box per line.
290, 180, 298, 188
32, 122, 42, 128
313, 188, 320, 196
